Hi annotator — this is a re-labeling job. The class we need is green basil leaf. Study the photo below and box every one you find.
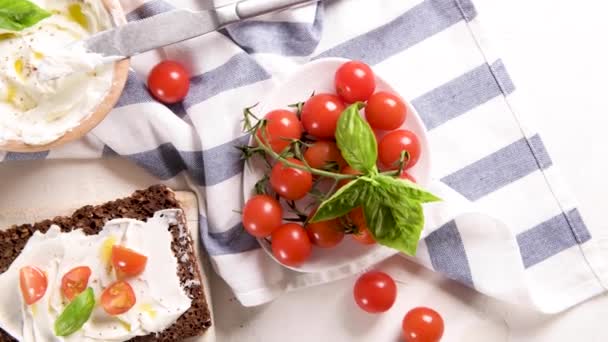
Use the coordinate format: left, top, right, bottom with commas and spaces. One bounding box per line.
0, 0, 51, 31
335, 102, 378, 173
54, 287, 95, 337
362, 195, 397, 240
311, 178, 369, 222
375, 174, 441, 203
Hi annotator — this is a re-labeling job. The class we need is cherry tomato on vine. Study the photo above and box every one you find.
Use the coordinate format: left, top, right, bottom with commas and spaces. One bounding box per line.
270, 158, 313, 200
338, 165, 362, 188
353, 271, 397, 313
271, 223, 312, 266
301, 94, 345, 138
101, 281, 136, 315
147, 61, 190, 104
349, 207, 375, 245
334, 61, 376, 103
306, 216, 344, 248
402, 307, 445, 342
19, 266, 47, 305
112, 246, 148, 277
256, 110, 303, 153
378, 130, 421, 170
303, 140, 346, 170
242, 195, 283, 237
61, 266, 91, 301
365, 91, 407, 130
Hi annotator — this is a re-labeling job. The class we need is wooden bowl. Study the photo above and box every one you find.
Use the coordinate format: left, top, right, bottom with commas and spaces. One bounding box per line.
0, 0, 130, 153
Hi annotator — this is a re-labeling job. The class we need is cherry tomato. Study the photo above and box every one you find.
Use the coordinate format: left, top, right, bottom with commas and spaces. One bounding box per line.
301, 94, 346, 138
112, 246, 148, 277
306, 217, 344, 248
19, 266, 47, 305
378, 130, 421, 170
303, 141, 346, 170
101, 281, 136, 315
242, 195, 283, 237
338, 165, 362, 188
334, 60, 376, 103
402, 307, 445, 342
399, 170, 417, 183
365, 91, 407, 130
271, 223, 312, 266
270, 158, 313, 200
349, 207, 375, 245
147, 60, 190, 104
353, 271, 397, 313
256, 110, 303, 153
61, 266, 92, 301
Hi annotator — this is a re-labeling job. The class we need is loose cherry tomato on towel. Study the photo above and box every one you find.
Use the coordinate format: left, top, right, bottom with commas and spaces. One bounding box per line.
61, 266, 92, 301
301, 94, 346, 138
20, 266, 48, 305
270, 158, 313, 200
378, 130, 421, 170
147, 60, 190, 104
112, 246, 148, 277
101, 281, 136, 315
365, 91, 407, 130
402, 307, 445, 342
256, 109, 303, 153
271, 223, 312, 267
242, 195, 283, 238
335, 60, 376, 103
353, 271, 397, 313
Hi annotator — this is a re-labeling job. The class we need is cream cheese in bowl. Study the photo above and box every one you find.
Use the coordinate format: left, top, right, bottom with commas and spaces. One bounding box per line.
0, 0, 116, 145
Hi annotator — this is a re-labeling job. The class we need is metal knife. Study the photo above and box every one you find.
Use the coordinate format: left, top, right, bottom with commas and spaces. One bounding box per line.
84, 0, 320, 58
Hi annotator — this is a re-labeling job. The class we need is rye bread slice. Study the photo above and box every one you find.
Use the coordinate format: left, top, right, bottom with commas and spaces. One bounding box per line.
0, 185, 211, 341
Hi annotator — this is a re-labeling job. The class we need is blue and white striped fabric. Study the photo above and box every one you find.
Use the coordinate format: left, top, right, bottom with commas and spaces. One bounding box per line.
3, 0, 607, 311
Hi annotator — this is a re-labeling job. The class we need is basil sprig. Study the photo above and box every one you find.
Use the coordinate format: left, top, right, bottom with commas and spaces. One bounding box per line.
54, 287, 95, 337
311, 103, 440, 255
0, 0, 51, 32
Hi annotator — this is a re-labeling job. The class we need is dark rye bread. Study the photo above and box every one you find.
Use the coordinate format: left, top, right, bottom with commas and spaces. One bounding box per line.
0, 185, 211, 342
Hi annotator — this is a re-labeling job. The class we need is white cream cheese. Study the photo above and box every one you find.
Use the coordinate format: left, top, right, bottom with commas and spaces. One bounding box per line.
0, 210, 192, 342
0, 0, 115, 145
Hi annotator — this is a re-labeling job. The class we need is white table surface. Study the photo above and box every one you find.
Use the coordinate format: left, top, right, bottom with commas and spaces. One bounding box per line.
2, 0, 607, 340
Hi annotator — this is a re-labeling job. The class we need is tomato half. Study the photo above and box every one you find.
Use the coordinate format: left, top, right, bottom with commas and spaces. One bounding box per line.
256, 110, 303, 153
378, 130, 421, 170
19, 266, 47, 305
353, 271, 397, 313
402, 307, 445, 342
301, 94, 346, 138
101, 281, 136, 315
242, 195, 283, 237
349, 207, 375, 245
306, 218, 344, 248
365, 91, 407, 130
303, 141, 346, 170
147, 60, 190, 104
61, 266, 92, 301
270, 158, 313, 200
271, 223, 312, 267
112, 246, 148, 277
334, 61, 376, 103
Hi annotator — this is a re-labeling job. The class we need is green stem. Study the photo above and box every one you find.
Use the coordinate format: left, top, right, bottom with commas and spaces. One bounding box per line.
253, 134, 357, 181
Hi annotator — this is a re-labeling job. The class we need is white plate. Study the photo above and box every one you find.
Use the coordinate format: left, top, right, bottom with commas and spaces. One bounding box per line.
243, 57, 432, 273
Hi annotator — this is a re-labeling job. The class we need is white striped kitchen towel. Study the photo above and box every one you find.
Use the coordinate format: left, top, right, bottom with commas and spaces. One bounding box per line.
2, 0, 607, 312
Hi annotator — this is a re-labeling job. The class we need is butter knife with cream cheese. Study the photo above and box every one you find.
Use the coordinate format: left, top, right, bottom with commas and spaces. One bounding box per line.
84, 0, 319, 58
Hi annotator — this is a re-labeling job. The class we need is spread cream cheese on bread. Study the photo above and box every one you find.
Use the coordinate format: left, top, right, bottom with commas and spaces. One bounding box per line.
0, 0, 115, 145
0, 210, 192, 341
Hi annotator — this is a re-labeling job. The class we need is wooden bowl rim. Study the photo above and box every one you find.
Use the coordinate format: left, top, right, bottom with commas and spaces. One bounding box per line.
0, 0, 130, 153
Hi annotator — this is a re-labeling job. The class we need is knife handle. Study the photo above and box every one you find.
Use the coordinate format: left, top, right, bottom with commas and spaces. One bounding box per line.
235, 0, 319, 20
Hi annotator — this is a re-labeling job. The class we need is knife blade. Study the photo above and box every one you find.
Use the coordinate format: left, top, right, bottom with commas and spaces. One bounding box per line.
84, 0, 319, 58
